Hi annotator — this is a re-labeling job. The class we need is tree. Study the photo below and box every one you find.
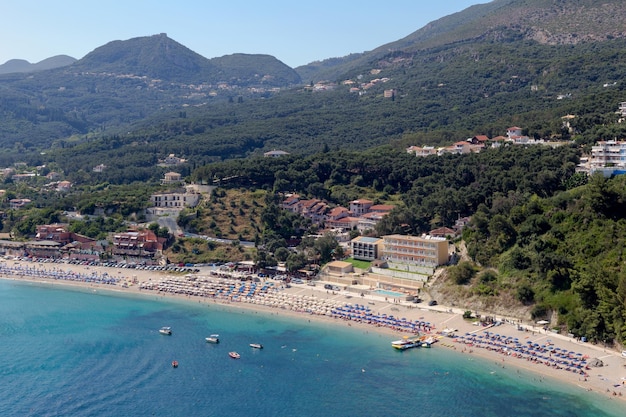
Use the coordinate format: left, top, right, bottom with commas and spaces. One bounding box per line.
274, 247, 290, 262
313, 233, 340, 264
448, 261, 476, 285
286, 252, 307, 272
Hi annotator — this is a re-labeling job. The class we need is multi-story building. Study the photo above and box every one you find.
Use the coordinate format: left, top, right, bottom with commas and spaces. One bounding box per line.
36, 224, 72, 244
356, 212, 385, 233
150, 192, 200, 209
34, 223, 100, 259
111, 229, 162, 258
589, 140, 626, 176
349, 199, 373, 216
350, 236, 383, 261
382, 234, 448, 267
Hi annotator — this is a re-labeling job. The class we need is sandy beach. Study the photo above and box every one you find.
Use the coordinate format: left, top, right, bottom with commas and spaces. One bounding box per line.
2, 259, 626, 403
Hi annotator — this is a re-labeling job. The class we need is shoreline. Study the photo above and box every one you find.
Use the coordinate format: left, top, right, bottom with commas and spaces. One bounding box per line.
2, 260, 625, 405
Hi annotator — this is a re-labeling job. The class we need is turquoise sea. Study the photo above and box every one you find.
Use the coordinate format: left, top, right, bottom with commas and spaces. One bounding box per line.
0, 279, 622, 417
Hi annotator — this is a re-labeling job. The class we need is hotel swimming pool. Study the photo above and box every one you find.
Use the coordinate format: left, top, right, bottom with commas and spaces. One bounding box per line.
373, 289, 407, 298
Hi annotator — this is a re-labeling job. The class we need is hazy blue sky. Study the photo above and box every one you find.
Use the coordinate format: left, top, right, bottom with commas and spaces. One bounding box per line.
2, 1, 486, 68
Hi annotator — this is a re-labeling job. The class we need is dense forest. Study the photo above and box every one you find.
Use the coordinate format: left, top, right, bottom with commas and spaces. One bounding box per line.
462, 174, 626, 345
191, 145, 581, 231
2, 35, 626, 182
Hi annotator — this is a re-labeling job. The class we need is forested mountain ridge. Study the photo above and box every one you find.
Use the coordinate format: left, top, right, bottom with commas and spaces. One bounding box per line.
3, 0, 626, 180
0, 34, 300, 151
298, 0, 626, 82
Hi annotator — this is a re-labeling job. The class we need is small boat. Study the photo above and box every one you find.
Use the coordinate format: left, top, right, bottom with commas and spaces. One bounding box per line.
171, 360, 179, 368
249, 343, 263, 349
228, 351, 240, 359
205, 334, 220, 344
159, 327, 172, 335
391, 335, 422, 350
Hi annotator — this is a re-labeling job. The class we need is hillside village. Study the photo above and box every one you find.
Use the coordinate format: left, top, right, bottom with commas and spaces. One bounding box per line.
0, 100, 624, 292
0, 119, 623, 282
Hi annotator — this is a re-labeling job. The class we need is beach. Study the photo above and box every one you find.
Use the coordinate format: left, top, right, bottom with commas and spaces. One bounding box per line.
2, 259, 625, 404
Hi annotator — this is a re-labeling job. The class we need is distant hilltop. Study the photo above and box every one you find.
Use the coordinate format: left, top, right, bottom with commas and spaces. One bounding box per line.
0, 55, 77, 75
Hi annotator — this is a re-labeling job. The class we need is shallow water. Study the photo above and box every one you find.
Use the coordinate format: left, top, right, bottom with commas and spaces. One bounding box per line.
0, 280, 622, 417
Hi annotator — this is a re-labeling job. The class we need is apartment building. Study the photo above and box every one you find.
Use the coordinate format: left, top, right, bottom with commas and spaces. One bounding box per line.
151, 192, 200, 208
350, 236, 383, 261
589, 140, 626, 176
382, 234, 448, 267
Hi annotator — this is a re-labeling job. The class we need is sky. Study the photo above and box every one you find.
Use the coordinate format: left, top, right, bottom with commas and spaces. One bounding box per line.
1, 1, 486, 68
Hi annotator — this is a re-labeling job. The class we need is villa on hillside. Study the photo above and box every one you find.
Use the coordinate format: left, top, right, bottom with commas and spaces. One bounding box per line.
349, 199, 373, 216
9, 198, 31, 209
406, 145, 438, 157
264, 150, 290, 158
147, 190, 201, 217
160, 154, 186, 165
429, 226, 458, 239
161, 172, 183, 184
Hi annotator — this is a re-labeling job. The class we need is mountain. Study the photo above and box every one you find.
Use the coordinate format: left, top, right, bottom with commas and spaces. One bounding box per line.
3, 0, 626, 173
72, 33, 300, 86
0, 55, 76, 75
0, 33, 301, 151
297, 0, 626, 82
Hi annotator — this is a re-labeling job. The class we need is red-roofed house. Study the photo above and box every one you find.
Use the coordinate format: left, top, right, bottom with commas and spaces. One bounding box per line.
368, 204, 394, 214
471, 135, 490, 144
36, 224, 71, 244
56, 180, 72, 192
300, 199, 328, 224
429, 227, 458, 239
325, 216, 360, 231
507, 127, 523, 138
325, 206, 349, 222
281, 194, 300, 212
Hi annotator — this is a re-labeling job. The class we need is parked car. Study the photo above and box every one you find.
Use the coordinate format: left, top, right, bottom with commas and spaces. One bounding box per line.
428, 300, 438, 306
